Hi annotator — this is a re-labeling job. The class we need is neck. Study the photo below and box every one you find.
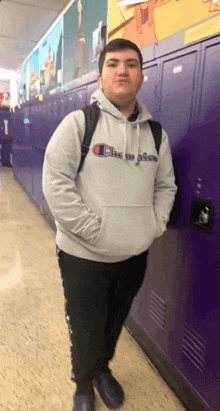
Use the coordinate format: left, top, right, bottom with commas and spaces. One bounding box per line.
111, 99, 136, 118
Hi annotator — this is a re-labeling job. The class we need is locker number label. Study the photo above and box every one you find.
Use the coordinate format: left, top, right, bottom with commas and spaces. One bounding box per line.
173, 65, 183, 74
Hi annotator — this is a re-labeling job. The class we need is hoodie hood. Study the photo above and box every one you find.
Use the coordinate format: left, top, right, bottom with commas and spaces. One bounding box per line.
90, 87, 152, 165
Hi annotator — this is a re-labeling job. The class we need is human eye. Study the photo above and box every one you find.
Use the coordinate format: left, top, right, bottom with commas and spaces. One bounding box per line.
129, 62, 137, 68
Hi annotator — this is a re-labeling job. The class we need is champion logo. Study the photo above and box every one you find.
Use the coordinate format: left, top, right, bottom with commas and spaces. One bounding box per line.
93, 144, 123, 158
93, 144, 158, 165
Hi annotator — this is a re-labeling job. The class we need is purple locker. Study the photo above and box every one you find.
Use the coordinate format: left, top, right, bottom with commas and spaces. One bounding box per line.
66, 90, 76, 114
31, 103, 39, 147
32, 147, 46, 208
86, 82, 99, 105
74, 87, 86, 110
129, 63, 159, 323
45, 101, 53, 147
37, 103, 44, 148
30, 104, 37, 147
139, 45, 201, 383
136, 63, 159, 120
170, 37, 220, 411
59, 94, 67, 121
40, 101, 49, 148
52, 96, 63, 129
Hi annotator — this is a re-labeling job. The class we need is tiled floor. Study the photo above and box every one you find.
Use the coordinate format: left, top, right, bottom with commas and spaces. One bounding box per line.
0, 167, 186, 411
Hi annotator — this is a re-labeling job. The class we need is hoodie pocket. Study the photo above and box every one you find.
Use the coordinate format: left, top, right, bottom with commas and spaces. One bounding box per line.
93, 205, 158, 256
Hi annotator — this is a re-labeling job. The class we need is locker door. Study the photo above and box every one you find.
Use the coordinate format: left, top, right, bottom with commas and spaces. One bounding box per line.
141, 46, 201, 358
171, 38, 220, 411
191, 39, 220, 317
129, 63, 159, 325
158, 50, 199, 147
35, 104, 42, 147
39, 103, 46, 148
41, 102, 52, 147
66, 90, 76, 114
74, 87, 86, 110
30, 105, 37, 146
46, 102, 53, 144
59, 94, 67, 121
52, 97, 61, 133
136, 63, 159, 120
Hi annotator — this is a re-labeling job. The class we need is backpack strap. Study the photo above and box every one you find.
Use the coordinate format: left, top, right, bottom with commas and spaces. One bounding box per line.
78, 102, 100, 173
148, 120, 162, 156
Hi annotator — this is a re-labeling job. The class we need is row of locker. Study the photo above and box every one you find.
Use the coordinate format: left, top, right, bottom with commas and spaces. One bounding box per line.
11, 34, 220, 411
11, 81, 98, 148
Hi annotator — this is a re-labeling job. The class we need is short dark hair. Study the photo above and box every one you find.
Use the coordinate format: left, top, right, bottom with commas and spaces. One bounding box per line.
98, 38, 143, 74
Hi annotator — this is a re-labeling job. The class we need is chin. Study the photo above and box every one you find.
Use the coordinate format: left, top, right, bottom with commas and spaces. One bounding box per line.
109, 90, 133, 100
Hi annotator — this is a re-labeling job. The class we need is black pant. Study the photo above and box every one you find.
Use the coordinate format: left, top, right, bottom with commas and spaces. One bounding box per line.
56, 245, 148, 384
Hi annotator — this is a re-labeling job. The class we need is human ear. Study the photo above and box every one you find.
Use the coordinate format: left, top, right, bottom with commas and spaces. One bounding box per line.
97, 74, 103, 88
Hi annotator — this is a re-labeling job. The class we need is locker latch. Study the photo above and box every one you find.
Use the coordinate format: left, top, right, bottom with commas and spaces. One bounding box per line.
190, 197, 214, 233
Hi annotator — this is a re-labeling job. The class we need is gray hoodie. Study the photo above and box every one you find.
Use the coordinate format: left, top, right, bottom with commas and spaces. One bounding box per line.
42, 88, 177, 262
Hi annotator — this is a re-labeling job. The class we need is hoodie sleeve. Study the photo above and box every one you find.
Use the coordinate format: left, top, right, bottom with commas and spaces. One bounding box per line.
153, 129, 178, 238
42, 111, 101, 244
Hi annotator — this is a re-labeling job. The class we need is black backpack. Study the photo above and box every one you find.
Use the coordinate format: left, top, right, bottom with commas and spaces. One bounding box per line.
78, 101, 162, 173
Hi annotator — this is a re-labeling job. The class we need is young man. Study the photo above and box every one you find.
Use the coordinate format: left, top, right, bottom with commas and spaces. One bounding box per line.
42, 39, 177, 411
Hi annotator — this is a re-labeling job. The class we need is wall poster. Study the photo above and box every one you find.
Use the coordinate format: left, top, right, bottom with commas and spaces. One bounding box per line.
63, 0, 107, 85
28, 48, 40, 101
38, 19, 63, 96
108, 0, 220, 50
19, 62, 28, 104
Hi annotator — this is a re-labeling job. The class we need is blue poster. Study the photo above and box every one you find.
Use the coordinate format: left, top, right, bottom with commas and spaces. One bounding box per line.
28, 48, 40, 100
63, 0, 107, 85
39, 19, 63, 95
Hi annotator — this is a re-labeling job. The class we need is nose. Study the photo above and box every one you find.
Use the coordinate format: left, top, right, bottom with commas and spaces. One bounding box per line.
117, 63, 129, 76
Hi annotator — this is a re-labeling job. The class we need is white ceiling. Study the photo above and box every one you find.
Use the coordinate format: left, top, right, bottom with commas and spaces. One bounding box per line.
0, 0, 72, 72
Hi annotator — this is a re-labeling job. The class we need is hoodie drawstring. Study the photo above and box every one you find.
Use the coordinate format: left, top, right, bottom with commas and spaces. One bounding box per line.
123, 120, 127, 161
123, 120, 140, 165
135, 122, 140, 166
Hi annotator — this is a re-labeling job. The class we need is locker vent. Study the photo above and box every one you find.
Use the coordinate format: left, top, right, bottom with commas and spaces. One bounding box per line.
182, 323, 207, 373
149, 290, 167, 330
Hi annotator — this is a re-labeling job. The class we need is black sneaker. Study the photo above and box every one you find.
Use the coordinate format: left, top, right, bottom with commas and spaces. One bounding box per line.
73, 393, 96, 411
93, 369, 124, 409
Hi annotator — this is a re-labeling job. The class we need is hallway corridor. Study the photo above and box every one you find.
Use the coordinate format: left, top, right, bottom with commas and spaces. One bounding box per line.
0, 167, 186, 411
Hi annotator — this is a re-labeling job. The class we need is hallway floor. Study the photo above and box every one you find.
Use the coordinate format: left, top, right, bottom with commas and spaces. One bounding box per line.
0, 167, 186, 411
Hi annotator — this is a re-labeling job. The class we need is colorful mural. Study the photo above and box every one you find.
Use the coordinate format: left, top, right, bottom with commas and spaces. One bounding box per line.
203, 0, 220, 13
38, 19, 63, 96
63, 0, 107, 85
28, 49, 40, 101
20, 19, 63, 101
19, 62, 28, 104
19, 0, 108, 102
108, 0, 220, 50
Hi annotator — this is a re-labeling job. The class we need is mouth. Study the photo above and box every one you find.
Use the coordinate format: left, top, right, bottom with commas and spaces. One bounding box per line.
117, 79, 129, 83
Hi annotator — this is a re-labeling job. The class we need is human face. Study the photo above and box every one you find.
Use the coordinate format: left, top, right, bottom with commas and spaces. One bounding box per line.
97, 49, 144, 108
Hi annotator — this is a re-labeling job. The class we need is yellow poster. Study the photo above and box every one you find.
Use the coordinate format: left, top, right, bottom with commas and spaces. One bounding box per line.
108, 0, 220, 49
